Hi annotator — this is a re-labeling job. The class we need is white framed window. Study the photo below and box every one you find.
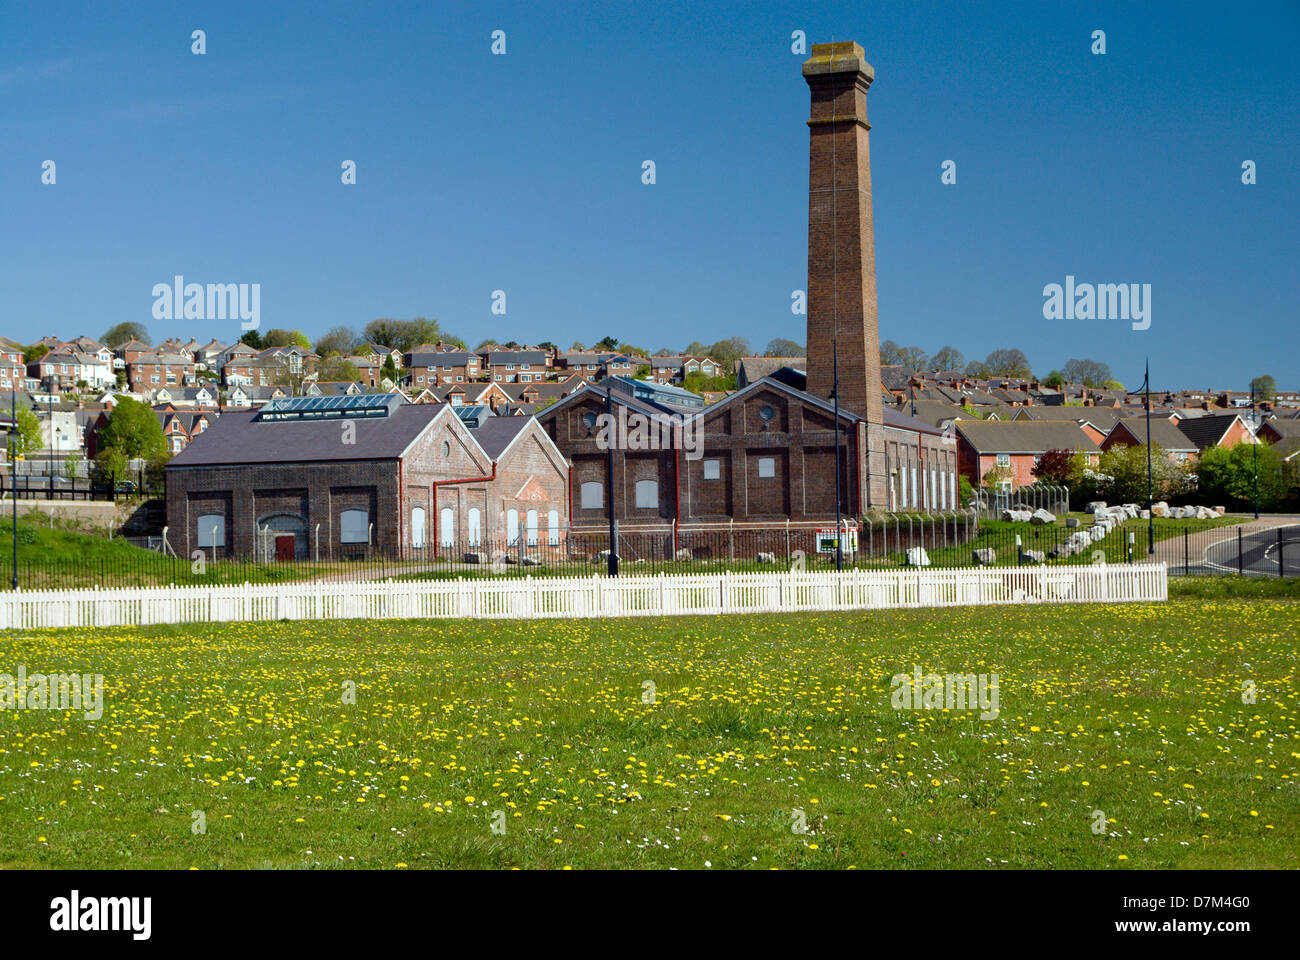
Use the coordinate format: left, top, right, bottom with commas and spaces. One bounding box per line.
526, 509, 539, 545
580, 481, 603, 509
411, 506, 426, 548
702, 459, 720, 480
996, 454, 1011, 467
547, 509, 559, 545
468, 507, 482, 546
997, 479, 1013, 492
439, 507, 454, 547
757, 457, 775, 478
635, 479, 658, 508
340, 509, 369, 543
197, 514, 225, 548
506, 509, 520, 545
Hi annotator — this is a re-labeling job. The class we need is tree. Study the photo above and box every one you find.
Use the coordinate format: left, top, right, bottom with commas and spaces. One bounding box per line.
9, 406, 42, 459
239, 330, 264, 350
95, 447, 127, 486
895, 345, 929, 371
879, 340, 904, 365
97, 396, 166, 460
314, 325, 359, 357
262, 329, 311, 349
1250, 375, 1277, 403
594, 336, 620, 352
930, 346, 964, 372
317, 356, 361, 381
704, 336, 750, 372
63, 451, 83, 481
983, 348, 1032, 379
381, 355, 399, 385
362, 318, 443, 353
1095, 443, 1188, 503
1062, 358, 1113, 388
764, 338, 805, 357
1032, 448, 1075, 484
1196, 442, 1284, 509
965, 360, 990, 378
1043, 370, 1065, 388
569, 341, 587, 352
101, 322, 150, 347
25, 343, 49, 363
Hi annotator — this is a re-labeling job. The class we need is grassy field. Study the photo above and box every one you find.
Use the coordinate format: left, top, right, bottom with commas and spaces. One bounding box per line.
1, 594, 1295, 869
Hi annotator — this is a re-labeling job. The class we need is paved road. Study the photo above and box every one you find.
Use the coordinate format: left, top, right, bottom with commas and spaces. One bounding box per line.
1148, 515, 1300, 577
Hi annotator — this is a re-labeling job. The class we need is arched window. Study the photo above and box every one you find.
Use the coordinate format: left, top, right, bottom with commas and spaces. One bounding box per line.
526, 510, 539, 546
340, 509, 369, 544
635, 479, 658, 509
547, 509, 559, 545
580, 481, 602, 509
506, 509, 519, 545
439, 507, 454, 547
411, 506, 426, 549
468, 508, 482, 546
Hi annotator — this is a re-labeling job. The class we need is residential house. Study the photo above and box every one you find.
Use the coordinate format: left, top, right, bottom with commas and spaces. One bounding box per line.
484, 350, 550, 383
954, 420, 1101, 491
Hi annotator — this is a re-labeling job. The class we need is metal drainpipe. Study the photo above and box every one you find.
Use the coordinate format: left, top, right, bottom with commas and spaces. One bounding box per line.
433, 462, 498, 559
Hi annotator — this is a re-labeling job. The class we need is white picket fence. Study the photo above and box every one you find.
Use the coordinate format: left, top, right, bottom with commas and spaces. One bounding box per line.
0, 563, 1167, 630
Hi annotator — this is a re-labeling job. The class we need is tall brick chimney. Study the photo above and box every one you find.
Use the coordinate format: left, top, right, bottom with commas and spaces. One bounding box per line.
803, 41, 886, 507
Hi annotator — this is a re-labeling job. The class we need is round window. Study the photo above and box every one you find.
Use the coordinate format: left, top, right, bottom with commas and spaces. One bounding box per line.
759, 405, 775, 422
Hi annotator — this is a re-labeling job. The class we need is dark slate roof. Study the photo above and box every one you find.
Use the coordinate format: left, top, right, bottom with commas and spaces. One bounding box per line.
879, 365, 915, 392
1263, 417, 1300, 440
470, 416, 532, 460
883, 406, 949, 437
485, 351, 547, 364
167, 404, 445, 467
1175, 413, 1244, 449
955, 419, 1101, 454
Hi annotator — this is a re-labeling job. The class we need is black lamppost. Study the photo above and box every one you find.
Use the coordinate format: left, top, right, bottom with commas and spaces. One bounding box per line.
10, 389, 17, 590
1251, 382, 1259, 519
604, 382, 618, 577
831, 341, 843, 571
1136, 359, 1154, 555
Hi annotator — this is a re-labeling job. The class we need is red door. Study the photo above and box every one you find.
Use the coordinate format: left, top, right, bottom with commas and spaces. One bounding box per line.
275, 534, 295, 562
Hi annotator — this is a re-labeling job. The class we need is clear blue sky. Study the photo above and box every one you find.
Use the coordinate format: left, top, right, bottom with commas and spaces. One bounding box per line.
2, 0, 1296, 391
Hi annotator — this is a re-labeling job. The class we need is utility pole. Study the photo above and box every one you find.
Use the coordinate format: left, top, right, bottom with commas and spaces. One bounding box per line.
10, 389, 17, 590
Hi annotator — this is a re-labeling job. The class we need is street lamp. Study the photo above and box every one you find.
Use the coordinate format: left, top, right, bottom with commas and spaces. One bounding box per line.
1251, 382, 1259, 519
605, 383, 618, 577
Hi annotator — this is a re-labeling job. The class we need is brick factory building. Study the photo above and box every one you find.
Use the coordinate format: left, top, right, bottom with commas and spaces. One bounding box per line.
165, 394, 568, 561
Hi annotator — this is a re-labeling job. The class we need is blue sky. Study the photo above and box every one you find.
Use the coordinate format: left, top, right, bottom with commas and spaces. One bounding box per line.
1, 0, 1296, 390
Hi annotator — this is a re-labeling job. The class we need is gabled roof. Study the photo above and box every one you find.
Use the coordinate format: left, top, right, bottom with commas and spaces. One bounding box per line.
1175, 413, 1249, 449
955, 419, 1101, 454
1105, 417, 1198, 452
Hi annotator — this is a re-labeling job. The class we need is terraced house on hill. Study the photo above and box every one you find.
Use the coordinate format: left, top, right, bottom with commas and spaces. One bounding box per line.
955, 419, 1101, 491
165, 394, 568, 561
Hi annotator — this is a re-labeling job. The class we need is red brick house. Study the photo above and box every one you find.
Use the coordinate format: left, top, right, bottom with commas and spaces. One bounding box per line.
1101, 417, 1200, 463
955, 420, 1100, 491
1174, 412, 1257, 452
165, 394, 568, 560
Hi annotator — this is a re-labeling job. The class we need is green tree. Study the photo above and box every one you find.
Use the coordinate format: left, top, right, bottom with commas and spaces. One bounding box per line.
317, 356, 361, 381
1196, 442, 1284, 509
10, 406, 42, 459
895, 345, 929, 371
63, 451, 83, 481
1095, 443, 1188, 503
239, 330, 264, 350
25, 343, 49, 363
764, 338, 805, 357
594, 336, 620, 352
1250, 375, 1277, 403
101, 322, 150, 347
98, 396, 166, 459
381, 354, 399, 384
1043, 370, 1065, 388
262, 329, 311, 349
95, 447, 127, 485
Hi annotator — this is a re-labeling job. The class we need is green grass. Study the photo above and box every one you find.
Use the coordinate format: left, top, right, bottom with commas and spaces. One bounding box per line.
1168, 575, 1300, 600
1, 598, 1294, 869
